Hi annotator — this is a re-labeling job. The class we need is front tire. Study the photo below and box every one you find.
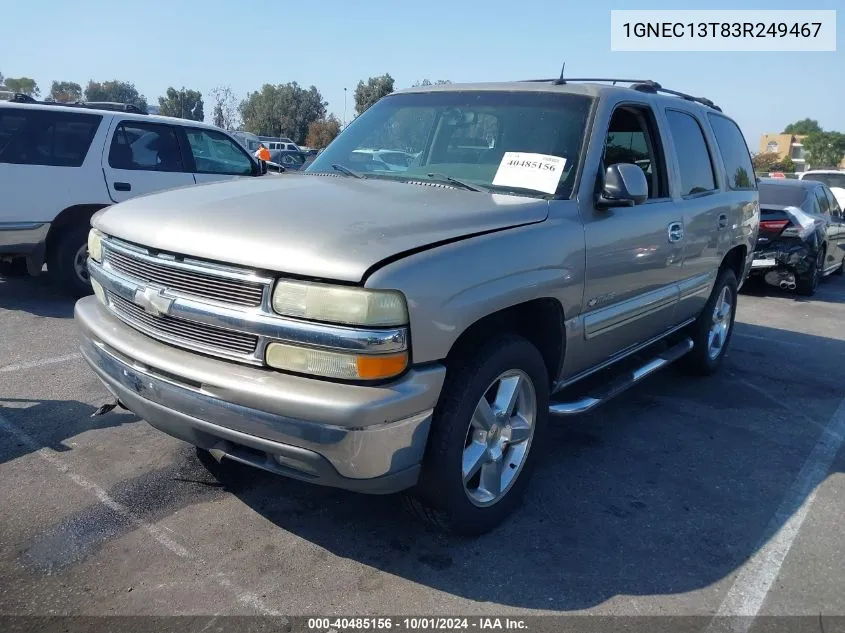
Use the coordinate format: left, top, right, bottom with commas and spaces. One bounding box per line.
405, 335, 549, 536
681, 267, 738, 376
47, 225, 93, 298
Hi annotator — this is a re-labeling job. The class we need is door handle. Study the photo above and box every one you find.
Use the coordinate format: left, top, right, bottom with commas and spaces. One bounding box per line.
114, 182, 131, 192
718, 213, 728, 230
668, 221, 684, 243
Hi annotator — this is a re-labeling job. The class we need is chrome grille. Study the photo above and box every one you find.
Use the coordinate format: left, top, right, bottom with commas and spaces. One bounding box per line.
108, 292, 259, 359
103, 244, 265, 308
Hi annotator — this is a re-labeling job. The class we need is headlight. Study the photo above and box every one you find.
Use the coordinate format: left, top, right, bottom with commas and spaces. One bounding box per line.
87, 229, 104, 262
271, 280, 408, 327
265, 342, 408, 381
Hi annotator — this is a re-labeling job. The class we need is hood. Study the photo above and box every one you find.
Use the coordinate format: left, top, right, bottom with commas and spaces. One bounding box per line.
94, 174, 549, 282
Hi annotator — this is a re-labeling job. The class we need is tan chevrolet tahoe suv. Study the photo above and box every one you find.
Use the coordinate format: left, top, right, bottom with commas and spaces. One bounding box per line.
75, 79, 760, 535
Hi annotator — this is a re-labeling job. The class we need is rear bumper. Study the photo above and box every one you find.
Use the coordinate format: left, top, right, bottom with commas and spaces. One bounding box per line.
75, 296, 447, 494
0, 222, 49, 255
751, 242, 815, 276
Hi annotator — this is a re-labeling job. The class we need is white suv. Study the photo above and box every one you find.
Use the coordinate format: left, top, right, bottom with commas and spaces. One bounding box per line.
0, 97, 268, 295
798, 170, 845, 209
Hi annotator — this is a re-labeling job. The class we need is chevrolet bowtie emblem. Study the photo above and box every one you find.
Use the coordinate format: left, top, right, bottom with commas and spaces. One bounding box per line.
134, 286, 174, 317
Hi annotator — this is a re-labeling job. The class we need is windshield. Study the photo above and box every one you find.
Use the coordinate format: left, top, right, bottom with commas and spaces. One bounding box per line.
758, 183, 809, 208
306, 90, 593, 198
803, 173, 845, 190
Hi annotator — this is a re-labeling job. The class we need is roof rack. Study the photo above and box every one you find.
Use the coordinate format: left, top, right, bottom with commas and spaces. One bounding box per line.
519, 78, 722, 112
3, 92, 148, 114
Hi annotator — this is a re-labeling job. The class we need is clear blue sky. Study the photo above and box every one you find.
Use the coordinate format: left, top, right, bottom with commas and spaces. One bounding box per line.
2, 0, 841, 148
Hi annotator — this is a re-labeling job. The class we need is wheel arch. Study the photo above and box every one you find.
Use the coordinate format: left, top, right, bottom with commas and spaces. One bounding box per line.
720, 244, 747, 282
442, 298, 565, 388
45, 204, 110, 264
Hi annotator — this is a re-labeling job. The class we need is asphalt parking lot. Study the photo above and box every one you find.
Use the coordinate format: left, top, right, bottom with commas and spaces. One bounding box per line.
1, 272, 844, 627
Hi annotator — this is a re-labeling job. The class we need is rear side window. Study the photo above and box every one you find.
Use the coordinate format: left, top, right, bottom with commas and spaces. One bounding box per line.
108, 121, 185, 172
0, 108, 101, 167
814, 188, 831, 216
707, 114, 755, 190
665, 110, 716, 197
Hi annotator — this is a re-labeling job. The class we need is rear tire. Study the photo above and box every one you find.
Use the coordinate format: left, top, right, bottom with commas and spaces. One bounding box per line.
796, 248, 824, 297
47, 225, 93, 298
680, 267, 738, 376
404, 334, 549, 536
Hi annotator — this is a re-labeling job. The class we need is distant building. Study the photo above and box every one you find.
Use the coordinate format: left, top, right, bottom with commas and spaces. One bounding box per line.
759, 133, 845, 172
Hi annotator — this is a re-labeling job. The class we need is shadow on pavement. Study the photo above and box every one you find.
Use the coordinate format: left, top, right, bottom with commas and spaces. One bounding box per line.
0, 399, 140, 465
0, 274, 79, 318
211, 321, 845, 610
741, 274, 845, 304
6, 320, 844, 610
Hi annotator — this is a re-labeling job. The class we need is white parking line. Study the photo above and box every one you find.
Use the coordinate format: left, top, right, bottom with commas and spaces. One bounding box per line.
706, 392, 845, 633
0, 353, 82, 373
0, 410, 284, 618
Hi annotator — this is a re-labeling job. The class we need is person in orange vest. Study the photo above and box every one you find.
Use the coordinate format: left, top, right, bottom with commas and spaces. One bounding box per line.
254, 143, 271, 162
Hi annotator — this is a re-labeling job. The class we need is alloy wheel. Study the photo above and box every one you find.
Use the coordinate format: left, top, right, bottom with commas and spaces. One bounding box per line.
462, 369, 537, 507
707, 285, 733, 361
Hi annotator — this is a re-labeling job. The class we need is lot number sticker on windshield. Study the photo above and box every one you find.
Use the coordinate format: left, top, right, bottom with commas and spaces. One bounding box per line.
492, 152, 566, 195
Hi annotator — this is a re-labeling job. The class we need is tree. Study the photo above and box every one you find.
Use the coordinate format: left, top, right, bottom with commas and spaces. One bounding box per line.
783, 119, 822, 135
306, 115, 341, 149
803, 131, 845, 169
354, 74, 394, 116
239, 82, 327, 143
752, 152, 795, 173
4, 77, 39, 97
209, 85, 240, 130
412, 79, 451, 87
85, 80, 147, 111
158, 87, 204, 121
50, 81, 82, 103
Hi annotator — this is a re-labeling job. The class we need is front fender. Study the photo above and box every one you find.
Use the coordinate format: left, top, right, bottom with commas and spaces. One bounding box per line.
365, 213, 585, 364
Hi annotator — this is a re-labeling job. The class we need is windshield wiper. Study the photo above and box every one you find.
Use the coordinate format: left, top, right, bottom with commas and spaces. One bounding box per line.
425, 172, 488, 193
332, 163, 364, 179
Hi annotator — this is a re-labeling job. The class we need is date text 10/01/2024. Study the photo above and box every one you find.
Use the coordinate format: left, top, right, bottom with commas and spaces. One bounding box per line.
307, 617, 528, 630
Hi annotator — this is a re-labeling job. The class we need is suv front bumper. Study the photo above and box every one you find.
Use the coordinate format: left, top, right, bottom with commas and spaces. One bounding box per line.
75, 296, 446, 494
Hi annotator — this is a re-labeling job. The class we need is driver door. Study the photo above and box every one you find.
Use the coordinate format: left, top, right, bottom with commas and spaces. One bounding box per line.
575, 103, 685, 376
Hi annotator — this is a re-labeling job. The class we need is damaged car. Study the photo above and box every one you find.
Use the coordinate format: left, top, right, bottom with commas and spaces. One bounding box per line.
750, 178, 845, 296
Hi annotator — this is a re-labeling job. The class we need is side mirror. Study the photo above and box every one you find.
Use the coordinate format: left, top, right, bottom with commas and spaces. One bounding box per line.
597, 163, 648, 207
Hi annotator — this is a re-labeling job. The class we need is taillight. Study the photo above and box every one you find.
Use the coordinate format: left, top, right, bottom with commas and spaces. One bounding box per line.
759, 219, 790, 232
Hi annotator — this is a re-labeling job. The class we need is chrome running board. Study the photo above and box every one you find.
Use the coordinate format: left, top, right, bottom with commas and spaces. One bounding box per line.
548, 337, 694, 417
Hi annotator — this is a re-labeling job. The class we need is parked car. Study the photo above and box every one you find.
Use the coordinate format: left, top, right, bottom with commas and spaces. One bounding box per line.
268, 140, 301, 152
0, 95, 268, 294
75, 78, 758, 535
798, 169, 845, 209
750, 178, 845, 295
269, 149, 307, 170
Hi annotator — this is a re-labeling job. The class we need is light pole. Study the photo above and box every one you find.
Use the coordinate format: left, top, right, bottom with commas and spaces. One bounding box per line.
343, 88, 347, 128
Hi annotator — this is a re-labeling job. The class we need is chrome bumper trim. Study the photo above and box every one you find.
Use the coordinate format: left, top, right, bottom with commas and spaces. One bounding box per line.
89, 260, 408, 365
